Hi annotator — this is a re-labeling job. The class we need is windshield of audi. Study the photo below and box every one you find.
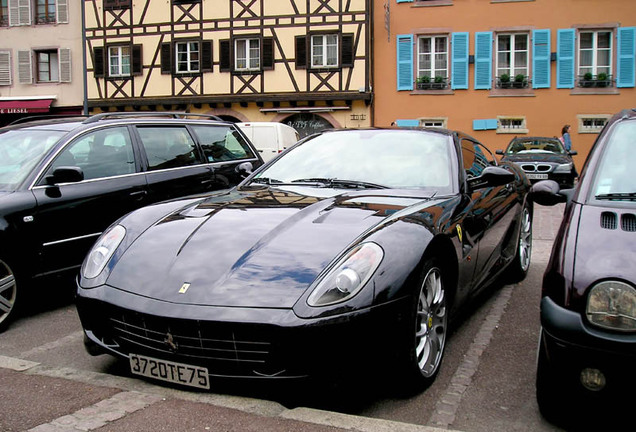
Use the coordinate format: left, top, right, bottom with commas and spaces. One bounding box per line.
0, 129, 66, 190
249, 129, 458, 194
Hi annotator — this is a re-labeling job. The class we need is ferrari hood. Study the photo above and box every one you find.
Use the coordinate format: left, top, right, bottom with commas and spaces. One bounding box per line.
107, 187, 432, 309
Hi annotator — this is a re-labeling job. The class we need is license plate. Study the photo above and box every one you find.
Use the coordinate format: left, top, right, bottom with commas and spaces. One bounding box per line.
526, 173, 548, 180
129, 353, 210, 390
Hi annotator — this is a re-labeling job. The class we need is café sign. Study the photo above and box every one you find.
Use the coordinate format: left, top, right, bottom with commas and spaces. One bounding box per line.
0, 98, 54, 114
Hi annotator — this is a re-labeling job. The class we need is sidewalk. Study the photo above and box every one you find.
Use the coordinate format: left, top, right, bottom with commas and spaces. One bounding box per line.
0, 355, 448, 432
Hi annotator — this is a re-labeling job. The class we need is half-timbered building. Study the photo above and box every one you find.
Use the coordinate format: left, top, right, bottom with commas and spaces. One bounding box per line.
84, 0, 372, 137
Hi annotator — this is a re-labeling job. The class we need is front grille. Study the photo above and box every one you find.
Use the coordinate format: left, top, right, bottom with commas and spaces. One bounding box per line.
98, 305, 303, 376
520, 163, 552, 173
621, 213, 636, 232
601, 212, 618, 230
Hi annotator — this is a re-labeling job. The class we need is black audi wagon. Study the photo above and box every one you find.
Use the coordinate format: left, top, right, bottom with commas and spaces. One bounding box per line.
0, 112, 263, 330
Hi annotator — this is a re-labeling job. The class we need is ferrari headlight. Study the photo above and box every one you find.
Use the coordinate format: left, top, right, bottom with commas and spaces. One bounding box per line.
586, 281, 636, 332
554, 163, 573, 173
82, 225, 126, 279
307, 242, 384, 307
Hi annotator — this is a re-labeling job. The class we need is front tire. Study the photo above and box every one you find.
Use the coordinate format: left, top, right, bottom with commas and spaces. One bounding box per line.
0, 258, 19, 332
399, 259, 448, 390
507, 204, 532, 282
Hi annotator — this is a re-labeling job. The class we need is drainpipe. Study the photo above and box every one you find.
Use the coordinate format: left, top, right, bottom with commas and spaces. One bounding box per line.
81, 0, 88, 115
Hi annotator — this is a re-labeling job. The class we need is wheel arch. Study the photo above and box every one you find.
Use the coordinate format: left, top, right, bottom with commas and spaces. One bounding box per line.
421, 234, 459, 307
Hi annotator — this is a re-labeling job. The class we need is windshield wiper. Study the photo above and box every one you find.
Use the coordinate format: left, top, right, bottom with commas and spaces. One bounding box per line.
251, 177, 283, 185
595, 192, 636, 201
291, 178, 388, 189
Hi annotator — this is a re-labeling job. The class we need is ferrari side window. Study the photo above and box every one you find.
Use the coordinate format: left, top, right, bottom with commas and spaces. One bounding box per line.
461, 140, 489, 178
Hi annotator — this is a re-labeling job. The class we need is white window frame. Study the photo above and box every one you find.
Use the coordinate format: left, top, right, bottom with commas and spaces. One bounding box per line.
175, 41, 200, 73
234, 38, 260, 71
419, 117, 447, 128
35, 48, 59, 82
496, 32, 529, 79
311, 34, 339, 68
417, 35, 448, 80
578, 30, 612, 77
496, 116, 528, 134
108, 46, 131, 77
577, 114, 611, 134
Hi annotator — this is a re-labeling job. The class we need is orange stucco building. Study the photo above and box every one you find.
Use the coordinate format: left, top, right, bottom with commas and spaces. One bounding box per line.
373, 0, 636, 169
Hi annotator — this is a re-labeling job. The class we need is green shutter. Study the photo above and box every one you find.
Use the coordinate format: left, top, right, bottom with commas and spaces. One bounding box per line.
474, 32, 492, 90
532, 29, 551, 88
397, 34, 413, 91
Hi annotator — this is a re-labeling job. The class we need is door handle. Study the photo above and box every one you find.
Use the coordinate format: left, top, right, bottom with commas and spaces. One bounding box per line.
130, 190, 148, 200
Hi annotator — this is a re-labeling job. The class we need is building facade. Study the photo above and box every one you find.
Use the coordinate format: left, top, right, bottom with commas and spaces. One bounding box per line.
374, 0, 636, 166
84, 0, 373, 137
0, 0, 84, 126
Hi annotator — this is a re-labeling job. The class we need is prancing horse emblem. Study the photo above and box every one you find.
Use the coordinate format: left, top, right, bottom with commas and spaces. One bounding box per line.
179, 282, 191, 294
164, 333, 178, 352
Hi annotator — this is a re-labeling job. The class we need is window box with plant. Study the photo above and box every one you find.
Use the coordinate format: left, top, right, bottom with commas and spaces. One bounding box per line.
578, 72, 613, 88
416, 75, 447, 90
497, 74, 528, 89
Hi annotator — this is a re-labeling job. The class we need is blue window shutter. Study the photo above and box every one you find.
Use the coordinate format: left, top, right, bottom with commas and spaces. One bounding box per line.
617, 27, 636, 88
452, 32, 469, 90
485, 119, 498, 130
474, 32, 492, 90
397, 34, 414, 91
557, 29, 575, 89
532, 29, 551, 88
396, 119, 420, 127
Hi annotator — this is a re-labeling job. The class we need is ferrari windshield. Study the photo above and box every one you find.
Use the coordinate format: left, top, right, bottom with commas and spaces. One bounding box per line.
592, 120, 636, 199
505, 138, 566, 155
253, 129, 456, 193
0, 129, 65, 190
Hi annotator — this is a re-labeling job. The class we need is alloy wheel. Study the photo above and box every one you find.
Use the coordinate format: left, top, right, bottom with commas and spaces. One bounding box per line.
518, 207, 532, 273
0, 260, 17, 326
415, 266, 447, 378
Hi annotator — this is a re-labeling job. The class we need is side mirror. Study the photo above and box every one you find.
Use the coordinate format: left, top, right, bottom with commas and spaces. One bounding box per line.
46, 166, 84, 185
467, 166, 515, 190
528, 180, 568, 206
236, 162, 253, 177
495, 149, 504, 155
568, 150, 578, 156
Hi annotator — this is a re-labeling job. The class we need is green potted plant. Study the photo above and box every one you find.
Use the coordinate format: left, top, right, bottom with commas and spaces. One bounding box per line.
416, 75, 431, 89
581, 72, 594, 87
596, 72, 609, 87
433, 75, 445, 89
499, 73, 511, 88
513, 74, 527, 88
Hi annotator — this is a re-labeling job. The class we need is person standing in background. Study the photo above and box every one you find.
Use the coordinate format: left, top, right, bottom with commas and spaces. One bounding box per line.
559, 124, 572, 151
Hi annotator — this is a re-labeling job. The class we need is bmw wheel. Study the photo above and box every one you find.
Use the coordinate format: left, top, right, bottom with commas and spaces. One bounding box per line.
0, 258, 18, 331
508, 204, 532, 282
400, 259, 448, 390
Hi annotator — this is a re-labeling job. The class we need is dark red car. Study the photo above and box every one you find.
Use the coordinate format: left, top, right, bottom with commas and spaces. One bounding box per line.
535, 109, 636, 427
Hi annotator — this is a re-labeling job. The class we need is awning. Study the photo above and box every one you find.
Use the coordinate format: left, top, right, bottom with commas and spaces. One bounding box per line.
0, 99, 54, 114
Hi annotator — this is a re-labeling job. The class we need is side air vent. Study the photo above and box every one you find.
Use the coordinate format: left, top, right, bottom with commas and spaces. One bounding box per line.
621, 213, 636, 232
601, 211, 617, 230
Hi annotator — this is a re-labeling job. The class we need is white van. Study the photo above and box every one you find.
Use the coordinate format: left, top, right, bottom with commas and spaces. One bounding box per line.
236, 122, 300, 162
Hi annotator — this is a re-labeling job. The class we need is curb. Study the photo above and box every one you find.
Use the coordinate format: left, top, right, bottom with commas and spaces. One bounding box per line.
0, 355, 456, 432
